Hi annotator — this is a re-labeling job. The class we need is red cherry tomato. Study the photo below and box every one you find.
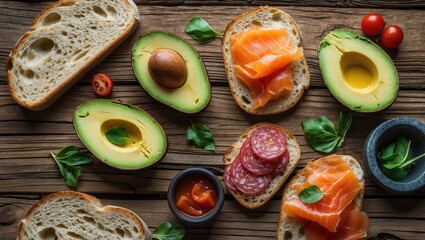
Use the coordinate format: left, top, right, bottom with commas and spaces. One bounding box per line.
381, 25, 404, 49
91, 73, 113, 97
361, 13, 385, 36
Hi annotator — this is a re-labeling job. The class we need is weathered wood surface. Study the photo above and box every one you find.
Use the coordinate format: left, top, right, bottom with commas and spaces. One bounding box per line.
1, 5, 424, 89
1, 196, 424, 240
0, 1, 425, 240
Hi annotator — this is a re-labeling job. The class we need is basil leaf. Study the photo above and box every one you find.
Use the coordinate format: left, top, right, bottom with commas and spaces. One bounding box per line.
336, 112, 352, 141
186, 121, 215, 151
50, 146, 94, 188
105, 127, 133, 145
379, 153, 403, 169
302, 116, 340, 153
57, 153, 94, 166
63, 165, 82, 188
302, 113, 352, 153
152, 221, 186, 240
298, 185, 324, 204
185, 16, 222, 43
382, 165, 412, 181
55, 146, 80, 160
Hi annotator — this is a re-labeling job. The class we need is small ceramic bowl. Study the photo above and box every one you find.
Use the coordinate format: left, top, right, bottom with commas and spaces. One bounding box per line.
167, 167, 224, 225
363, 117, 425, 193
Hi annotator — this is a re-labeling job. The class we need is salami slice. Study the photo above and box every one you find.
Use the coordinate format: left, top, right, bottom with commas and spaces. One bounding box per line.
240, 141, 277, 176
223, 163, 238, 191
230, 156, 272, 195
250, 126, 287, 160
274, 149, 290, 174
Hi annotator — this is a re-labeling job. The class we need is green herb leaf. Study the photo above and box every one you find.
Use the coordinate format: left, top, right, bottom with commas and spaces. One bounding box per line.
301, 112, 352, 153
105, 127, 133, 145
298, 185, 324, 204
50, 146, 94, 188
152, 221, 186, 240
186, 121, 215, 151
378, 136, 425, 181
336, 112, 352, 143
185, 16, 222, 43
63, 165, 82, 188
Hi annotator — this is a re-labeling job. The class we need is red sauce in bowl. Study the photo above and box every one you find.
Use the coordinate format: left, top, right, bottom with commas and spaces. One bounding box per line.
174, 175, 218, 216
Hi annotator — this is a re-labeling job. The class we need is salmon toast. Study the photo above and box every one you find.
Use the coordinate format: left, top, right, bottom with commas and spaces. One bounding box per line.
277, 155, 370, 240
222, 6, 310, 115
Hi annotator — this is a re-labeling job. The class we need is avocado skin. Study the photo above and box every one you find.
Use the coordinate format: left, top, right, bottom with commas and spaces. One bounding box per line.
132, 31, 211, 114
73, 99, 168, 170
318, 29, 399, 113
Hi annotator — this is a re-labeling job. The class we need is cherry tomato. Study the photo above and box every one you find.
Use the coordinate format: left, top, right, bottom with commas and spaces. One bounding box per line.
381, 25, 404, 49
91, 73, 113, 97
361, 13, 385, 36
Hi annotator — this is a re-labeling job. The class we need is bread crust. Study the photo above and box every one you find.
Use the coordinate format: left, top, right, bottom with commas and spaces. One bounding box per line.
221, 6, 310, 115
276, 155, 365, 240
223, 122, 301, 209
6, 0, 139, 111
17, 191, 150, 240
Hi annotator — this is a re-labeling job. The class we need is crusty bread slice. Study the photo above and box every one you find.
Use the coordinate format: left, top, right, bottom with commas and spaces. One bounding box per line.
17, 191, 151, 240
276, 155, 365, 240
6, 0, 139, 110
223, 122, 301, 209
221, 6, 310, 115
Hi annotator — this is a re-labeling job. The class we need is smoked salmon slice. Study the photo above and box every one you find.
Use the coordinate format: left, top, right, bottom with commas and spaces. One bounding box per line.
230, 27, 303, 110
283, 155, 366, 234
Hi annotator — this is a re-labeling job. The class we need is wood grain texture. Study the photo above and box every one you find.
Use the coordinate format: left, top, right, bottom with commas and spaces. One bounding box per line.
10, 0, 425, 9
0, 1, 425, 240
0, 5, 424, 89
0, 85, 424, 197
0, 196, 424, 239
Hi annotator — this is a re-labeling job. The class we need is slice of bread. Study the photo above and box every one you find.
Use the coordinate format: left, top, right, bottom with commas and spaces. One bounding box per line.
223, 122, 301, 209
6, 0, 139, 110
221, 6, 310, 115
17, 191, 151, 240
276, 155, 365, 240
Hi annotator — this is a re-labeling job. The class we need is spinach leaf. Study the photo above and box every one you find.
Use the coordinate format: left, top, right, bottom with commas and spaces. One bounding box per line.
378, 136, 425, 181
152, 221, 186, 240
298, 185, 324, 204
105, 127, 133, 145
50, 146, 94, 188
185, 17, 222, 43
186, 121, 215, 151
301, 112, 352, 153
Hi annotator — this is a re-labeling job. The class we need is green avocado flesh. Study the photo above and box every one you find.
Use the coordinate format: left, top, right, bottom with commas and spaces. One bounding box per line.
73, 100, 167, 170
132, 31, 211, 113
318, 29, 399, 112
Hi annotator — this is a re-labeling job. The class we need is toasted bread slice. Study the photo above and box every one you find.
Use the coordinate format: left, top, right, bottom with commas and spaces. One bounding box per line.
276, 155, 365, 240
223, 122, 301, 209
6, 0, 139, 110
17, 191, 151, 240
221, 6, 310, 115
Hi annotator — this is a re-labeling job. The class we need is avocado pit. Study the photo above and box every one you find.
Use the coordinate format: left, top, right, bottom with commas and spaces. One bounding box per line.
341, 52, 378, 92
148, 49, 187, 88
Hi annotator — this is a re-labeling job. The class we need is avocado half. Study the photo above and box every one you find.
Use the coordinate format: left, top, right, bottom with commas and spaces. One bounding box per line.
318, 29, 399, 112
73, 99, 167, 170
132, 31, 211, 114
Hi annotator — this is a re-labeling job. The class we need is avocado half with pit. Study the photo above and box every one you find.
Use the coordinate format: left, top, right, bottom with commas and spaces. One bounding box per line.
73, 99, 167, 170
318, 29, 399, 112
132, 31, 211, 113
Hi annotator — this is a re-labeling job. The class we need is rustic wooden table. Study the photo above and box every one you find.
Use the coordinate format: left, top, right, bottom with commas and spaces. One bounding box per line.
1, 1, 424, 239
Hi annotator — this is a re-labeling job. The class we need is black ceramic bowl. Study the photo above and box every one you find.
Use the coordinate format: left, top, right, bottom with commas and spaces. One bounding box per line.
167, 167, 224, 225
363, 117, 425, 193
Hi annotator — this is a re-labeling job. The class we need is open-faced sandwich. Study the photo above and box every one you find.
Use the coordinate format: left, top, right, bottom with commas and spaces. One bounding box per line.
277, 154, 370, 240
223, 123, 300, 209
222, 6, 310, 115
